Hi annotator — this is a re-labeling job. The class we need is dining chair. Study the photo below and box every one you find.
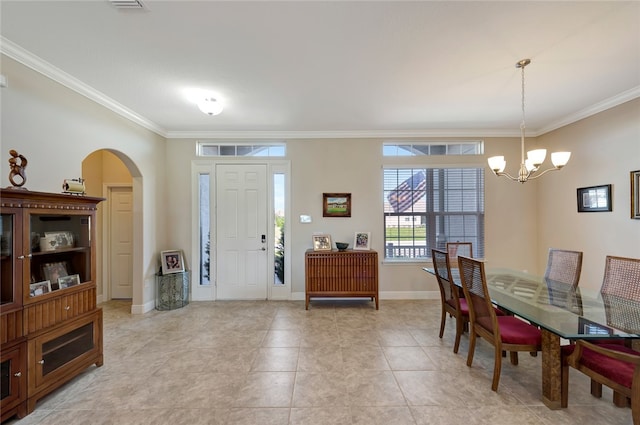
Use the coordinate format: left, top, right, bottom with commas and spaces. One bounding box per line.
600, 255, 640, 300
544, 248, 583, 314
562, 340, 640, 425
431, 248, 468, 354
446, 242, 473, 265
585, 255, 640, 402
458, 255, 542, 391
545, 248, 583, 288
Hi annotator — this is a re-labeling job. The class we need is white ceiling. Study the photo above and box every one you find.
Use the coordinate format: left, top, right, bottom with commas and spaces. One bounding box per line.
1, 0, 639, 139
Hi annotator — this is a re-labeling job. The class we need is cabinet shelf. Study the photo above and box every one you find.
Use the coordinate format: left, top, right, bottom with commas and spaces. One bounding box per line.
31, 247, 89, 257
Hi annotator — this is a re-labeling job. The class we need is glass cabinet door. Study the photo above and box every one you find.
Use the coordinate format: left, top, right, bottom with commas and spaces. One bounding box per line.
1, 211, 23, 310
28, 213, 92, 296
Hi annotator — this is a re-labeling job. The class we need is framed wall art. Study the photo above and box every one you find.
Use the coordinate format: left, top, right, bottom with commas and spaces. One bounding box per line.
161, 250, 185, 274
631, 170, 640, 219
323, 193, 351, 217
576, 184, 612, 213
353, 232, 371, 250
312, 234, 332, 251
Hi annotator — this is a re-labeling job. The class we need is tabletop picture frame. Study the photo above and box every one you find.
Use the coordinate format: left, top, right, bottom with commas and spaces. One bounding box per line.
323, 193, 351, 217
631, 170, 640, 219
576, 184, 612, 212
161, 250, 185, 274
58, 274, 80, 289
353, 232, 370, 250
30, 280, 51, 297
312, 234, 332, 251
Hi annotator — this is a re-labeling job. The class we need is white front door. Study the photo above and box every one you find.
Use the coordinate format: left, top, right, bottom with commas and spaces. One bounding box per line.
109, 186, 133, 299
216, 164, 268, 299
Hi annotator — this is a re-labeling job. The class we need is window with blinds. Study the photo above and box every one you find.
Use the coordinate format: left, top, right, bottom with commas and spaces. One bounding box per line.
383, 167, 484, 261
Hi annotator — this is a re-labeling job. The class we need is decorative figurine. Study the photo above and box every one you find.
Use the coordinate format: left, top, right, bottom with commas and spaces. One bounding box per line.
7, 149, 28, 189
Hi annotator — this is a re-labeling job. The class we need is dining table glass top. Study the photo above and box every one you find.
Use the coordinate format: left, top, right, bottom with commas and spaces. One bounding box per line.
424, 267, 640, 340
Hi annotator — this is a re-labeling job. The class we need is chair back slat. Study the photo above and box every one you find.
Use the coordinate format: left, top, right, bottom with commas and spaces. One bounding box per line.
545, 248, 583, 288
600, 256, 640, 301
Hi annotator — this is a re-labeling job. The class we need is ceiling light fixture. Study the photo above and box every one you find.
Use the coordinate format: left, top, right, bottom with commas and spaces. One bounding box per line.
198, 97, 223, 116
487, 59, 571, 183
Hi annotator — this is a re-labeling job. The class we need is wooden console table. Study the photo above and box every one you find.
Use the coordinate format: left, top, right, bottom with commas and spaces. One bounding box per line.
305, 249, 378, 309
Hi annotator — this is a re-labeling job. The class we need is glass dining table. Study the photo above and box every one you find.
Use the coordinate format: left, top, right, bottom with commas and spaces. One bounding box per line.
423, 266, 640, 409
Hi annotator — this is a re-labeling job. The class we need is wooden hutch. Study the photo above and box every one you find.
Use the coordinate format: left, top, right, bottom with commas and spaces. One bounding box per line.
1, 189, 104, 421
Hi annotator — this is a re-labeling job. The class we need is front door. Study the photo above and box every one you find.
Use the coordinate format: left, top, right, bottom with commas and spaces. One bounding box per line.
215, 164, 268, 299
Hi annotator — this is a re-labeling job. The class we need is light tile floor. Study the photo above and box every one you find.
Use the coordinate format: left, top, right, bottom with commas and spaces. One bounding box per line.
6, 299, 634, 424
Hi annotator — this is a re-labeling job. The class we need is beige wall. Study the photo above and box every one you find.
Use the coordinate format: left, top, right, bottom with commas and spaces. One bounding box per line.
536, 99, 640, 291
3, 52, 638, 308
1, 55, 166, 312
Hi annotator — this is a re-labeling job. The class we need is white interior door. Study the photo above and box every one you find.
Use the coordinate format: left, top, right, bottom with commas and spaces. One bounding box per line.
216, 164, 268, 299
109, 186, 133, 299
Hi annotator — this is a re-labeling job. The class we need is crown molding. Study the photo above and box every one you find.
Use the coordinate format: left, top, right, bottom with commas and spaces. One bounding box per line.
1, 37, 167, 137
537, 86, 640, 135
165, 128, 522, 140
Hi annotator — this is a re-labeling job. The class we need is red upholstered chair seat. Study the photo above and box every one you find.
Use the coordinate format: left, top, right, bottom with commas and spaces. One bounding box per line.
563, 343, 638, 389
476, 316, 542, 346
447, 297, 469, 315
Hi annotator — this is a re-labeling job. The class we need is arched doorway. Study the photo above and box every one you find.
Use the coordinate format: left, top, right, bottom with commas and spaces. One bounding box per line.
83, 149, 142, 313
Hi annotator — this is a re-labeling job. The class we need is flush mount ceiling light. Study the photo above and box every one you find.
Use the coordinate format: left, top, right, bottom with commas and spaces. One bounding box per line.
197, 97, 223, 116
487, 59, 571, 183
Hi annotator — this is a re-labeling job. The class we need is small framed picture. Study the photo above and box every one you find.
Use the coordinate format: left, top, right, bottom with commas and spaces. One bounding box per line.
577, 184, 612, 212
58, 274, 80, 289
631, 170, 640, 219
161, 250, 185, 274
323, 193, 351, 217
30, 280, 52, 297
353, 232, 371, 250
42, 261, 68, 285
312, 234, 332, 251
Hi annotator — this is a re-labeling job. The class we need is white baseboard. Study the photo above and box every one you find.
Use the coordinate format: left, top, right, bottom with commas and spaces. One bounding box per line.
291, 291, 439, 301
131, 300, 155, 314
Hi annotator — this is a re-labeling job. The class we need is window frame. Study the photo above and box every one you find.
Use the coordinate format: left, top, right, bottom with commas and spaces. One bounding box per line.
382, 165, 485, 263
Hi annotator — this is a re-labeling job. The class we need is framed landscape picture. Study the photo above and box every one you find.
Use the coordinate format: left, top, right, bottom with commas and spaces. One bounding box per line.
323, 193, 351, 217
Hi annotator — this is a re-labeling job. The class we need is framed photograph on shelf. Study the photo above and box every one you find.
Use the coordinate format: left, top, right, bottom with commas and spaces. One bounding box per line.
161, 250, 185, 274
42, 261, 68, 285
58, 274, 80, 289
312, 234, 332, 251
353, 232, 371, 250
30, 280, 52, 297
631, 170, 640, 219
577, 184, 612, 212
323, 193, 351, 217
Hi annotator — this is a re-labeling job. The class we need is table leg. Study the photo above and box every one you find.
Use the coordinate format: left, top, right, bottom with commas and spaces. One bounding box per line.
541, 329, 562, 409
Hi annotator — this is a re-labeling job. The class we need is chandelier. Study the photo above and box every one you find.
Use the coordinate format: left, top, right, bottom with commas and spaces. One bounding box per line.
487, 59, 570, 183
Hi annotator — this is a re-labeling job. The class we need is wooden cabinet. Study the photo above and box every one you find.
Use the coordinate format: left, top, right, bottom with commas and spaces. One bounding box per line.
0, 341, 27, 422
0, 189, 103, 421
305, 249, 379, 310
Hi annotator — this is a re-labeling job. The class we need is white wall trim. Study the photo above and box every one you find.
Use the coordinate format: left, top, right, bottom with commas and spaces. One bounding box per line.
131, 300, 155, 314
291, 291, 439, 301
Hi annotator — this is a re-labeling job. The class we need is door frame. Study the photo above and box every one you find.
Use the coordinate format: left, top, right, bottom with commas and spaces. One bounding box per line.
101, 183, 134, 302
190, 159, 291, 301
